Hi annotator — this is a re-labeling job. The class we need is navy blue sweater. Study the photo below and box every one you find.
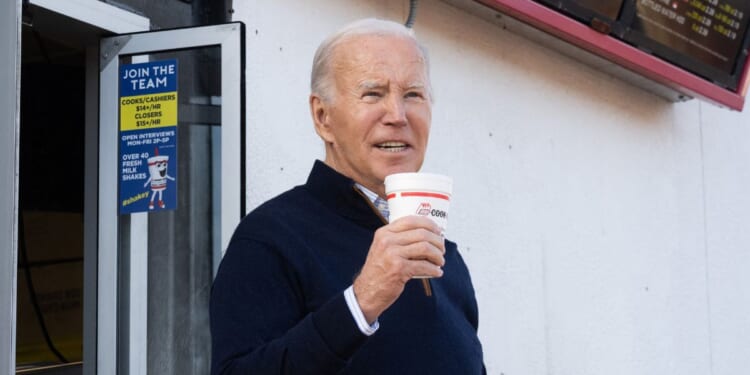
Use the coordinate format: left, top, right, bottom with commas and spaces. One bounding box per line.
210, 161, 484, 374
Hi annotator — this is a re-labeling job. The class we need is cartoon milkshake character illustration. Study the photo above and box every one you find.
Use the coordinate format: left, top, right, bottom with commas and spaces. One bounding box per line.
143, 149, 175, 210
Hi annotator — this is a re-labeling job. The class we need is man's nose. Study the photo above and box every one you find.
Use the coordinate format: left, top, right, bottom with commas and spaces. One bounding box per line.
382, 95, 407, 126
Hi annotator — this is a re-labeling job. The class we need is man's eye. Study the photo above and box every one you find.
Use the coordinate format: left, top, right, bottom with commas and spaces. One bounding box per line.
362, 91, 381, 98
405, 91, 424, 99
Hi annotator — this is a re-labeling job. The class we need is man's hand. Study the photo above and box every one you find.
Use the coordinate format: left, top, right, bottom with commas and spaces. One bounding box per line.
353, 216, 446, 324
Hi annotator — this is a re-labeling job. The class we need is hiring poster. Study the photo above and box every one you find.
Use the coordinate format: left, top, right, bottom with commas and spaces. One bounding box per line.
118, 59, 178, 214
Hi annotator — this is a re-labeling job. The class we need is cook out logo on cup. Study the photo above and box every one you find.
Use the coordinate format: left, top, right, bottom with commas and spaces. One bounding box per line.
416, 203, 432, 216
415, 202, 448, 219
384, 172, 452, 234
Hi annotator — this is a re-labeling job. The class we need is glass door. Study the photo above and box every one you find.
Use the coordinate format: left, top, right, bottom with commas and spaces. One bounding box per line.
97, 23, 244, 375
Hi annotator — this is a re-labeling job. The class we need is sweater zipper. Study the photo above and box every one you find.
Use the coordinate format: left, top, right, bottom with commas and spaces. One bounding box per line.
352, 187, 433, 297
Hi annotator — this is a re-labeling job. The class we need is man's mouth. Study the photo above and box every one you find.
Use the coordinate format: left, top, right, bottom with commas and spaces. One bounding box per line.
376, 141, 408, 152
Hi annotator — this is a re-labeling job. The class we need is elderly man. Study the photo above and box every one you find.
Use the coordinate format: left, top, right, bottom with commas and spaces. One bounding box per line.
210, 18, 484, 374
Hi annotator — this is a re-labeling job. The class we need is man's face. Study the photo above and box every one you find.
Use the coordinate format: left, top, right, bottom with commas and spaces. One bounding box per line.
312, 34, 432, 196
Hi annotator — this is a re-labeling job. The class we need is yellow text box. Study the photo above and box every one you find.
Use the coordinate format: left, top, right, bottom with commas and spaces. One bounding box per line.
120, 91, 178, 131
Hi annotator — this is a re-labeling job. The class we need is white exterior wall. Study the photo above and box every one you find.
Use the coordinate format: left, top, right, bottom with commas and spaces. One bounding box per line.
236, 1, 750, 374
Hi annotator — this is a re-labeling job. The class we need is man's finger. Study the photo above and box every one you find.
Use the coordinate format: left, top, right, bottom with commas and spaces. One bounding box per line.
394, 242, 445, 268
404, 259, 444, 279
386, 215, 442, 235
390, 228, 445, 253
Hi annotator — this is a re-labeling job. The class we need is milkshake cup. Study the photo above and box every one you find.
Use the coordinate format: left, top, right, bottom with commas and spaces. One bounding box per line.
384, 172, 452, 235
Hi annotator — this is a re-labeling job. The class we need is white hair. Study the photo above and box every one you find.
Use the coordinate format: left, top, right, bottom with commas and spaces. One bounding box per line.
310, 18, 432, 102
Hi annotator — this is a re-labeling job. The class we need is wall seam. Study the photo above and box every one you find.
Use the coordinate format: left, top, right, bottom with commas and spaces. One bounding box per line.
698, 102, 714, 375
541, 238, 551, 375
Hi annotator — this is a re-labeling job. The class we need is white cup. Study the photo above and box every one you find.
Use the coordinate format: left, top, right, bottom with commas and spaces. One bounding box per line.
384, 172, 452, 234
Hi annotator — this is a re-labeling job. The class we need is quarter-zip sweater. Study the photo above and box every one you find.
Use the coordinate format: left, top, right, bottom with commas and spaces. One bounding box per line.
210, 160, 484, 374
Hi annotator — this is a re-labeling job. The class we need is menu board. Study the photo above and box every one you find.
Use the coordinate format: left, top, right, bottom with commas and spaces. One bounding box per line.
630, 0, 749, 75
568, 0, 625, 20
532, 0, 750, 89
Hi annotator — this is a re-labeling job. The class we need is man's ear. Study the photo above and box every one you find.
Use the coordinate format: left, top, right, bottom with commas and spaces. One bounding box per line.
310, 94, 335, 144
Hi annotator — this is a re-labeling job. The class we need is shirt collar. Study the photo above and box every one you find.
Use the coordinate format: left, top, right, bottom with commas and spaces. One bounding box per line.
354, 183, 379, 204
354, 183, 389, 219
